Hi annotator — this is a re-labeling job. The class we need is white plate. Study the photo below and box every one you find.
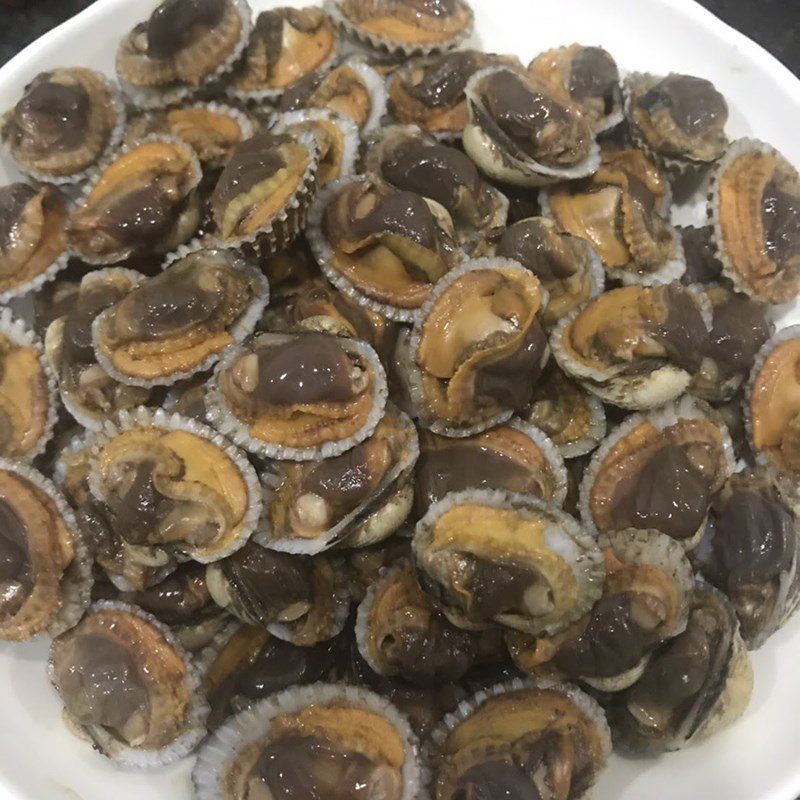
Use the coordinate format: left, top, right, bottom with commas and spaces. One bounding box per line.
1, 1, 799, 798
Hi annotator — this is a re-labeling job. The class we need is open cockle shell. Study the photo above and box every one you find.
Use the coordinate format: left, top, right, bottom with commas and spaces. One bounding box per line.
490, 215, 606, 327
91, 247, 269, 388
404, 257, 550, 436
197, 620, 345, 731
68, 134, 203, 266
540, 147, 686, 285
44, 267, 150, 431
48, 600, 209, 768
86, 406, 261, 566
413, 488, 605, 635
255, 404, 418, 554
124, 101, 255, 169
524, 363, 607, 459
694, 470, 800, 649
0, 183, 70, 302
550, 283, 712, 410
387, 50, 522, 140
580, 395, 736, 548
361, 124, 509, 247
507, 526, 695, 693
210, 130, 320, 258
279, 58, 388, 134
1, 68, 126, 184
528, 44, 624, 134
225, 6, 340, 103
206, 542, 351, 647
413, 419, 568, 519
463, 65, 601, 187
428, 678, 611, 800
192, 681, 424, 800
324, 0, 474, 57
305, 173, 461, 323
709, 138, 800, 304
689, 282, 774, 404
270, 108, 360, 186
355, 560, 495, 687
745, 325, 800, 506
207, 330, 388, 461
0, 308, 58, 462
116, 0, 252, 109
0, 458, 91, 640
624, 71, 729, 174
609, 581, 753, 754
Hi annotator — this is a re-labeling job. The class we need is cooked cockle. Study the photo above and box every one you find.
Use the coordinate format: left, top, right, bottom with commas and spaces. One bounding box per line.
306, 175, 460, 321
92, 247, 268, 387
493, 216, 604, 325
690, 284, 773, 402
542, 148, 684, 284
209, 330, 386, 460
463, 65, 599, 186
403, 258, 548, 434
551, 283, 711, 410
270, 109, 359, 186
84, 407, 260, 588
115, 0, 250, 100
325, 0, 474, 55
44, 268, 152, 429
430, 681, 610, 800
0, 182, 68, 299
200, 622, 343, 730
694, 471, 799, 649
357, 671, 467, 743
164, 374, 212, 423
124, 103, 254, 169
624, 72, 729, 171
1, 67, 123, 182
413, 489, 604, 634
413, 422, 567, 518
362, 125, 508, 245
206, 541, 350, 646
210, 130, 318, 253
278, 60, 387, 132
387, 50, 519, 139
528, 44, 623, 134
346, 535, 412, 601
54, 430, 95, 509
678, 224, 723, 285
0, 460, 90, 640
746, 325, 800, 504
710, 138, 800, 303
609, 582, 753, 754
120, 562, 229, 652
256, 405, 417, 553
69, 137, 202, 264
33, 277, 82, 339
260, 239, 321, 305
262, 277, 398, 368
581, 396, 734, 548
227, 7, 338, 100
193, 682, 422, 800
524, 362, 607, 458
356, 562, 499, 686
0, 310, 56, 461
49, 601, 208, 766
508, 529, 694, 692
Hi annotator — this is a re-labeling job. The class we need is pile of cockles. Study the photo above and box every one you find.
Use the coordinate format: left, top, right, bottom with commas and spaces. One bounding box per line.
0, 0, 798, 797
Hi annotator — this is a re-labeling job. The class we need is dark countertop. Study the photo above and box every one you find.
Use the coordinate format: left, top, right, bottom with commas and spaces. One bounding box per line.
0, 0, 798, 74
